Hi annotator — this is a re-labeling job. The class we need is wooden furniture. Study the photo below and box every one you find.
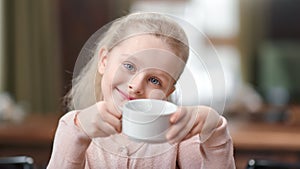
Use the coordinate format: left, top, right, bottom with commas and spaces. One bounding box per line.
1, 111, 300, 169
228, 115, 300, 169
0, 114, 60, 169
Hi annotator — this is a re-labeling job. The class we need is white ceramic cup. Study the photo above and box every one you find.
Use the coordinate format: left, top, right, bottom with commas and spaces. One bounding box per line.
122, 99, 177, 143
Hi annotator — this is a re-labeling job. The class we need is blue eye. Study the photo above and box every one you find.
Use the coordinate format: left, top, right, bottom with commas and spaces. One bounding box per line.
149, 76, 161, 86
123, 63, 135, 72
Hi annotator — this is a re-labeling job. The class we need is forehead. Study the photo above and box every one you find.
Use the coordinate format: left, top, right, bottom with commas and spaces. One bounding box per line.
112, 34, 171, 54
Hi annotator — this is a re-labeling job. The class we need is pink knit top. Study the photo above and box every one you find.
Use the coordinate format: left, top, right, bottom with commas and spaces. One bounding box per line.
47, 111, 235, 169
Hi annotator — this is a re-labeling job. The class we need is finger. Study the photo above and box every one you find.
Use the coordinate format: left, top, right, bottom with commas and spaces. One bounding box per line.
167, 127, 190, 144
182, 132, 193, 141
182, 122, 203, 141
110, 104, 122, 118
190, 122, 203, 136
100, 110, 122, 132
168, 109, 200, 143
181, 108, 206, 141
166, 114, 192, 141
78, 113, 117, 138
170, 107, 185, 124
166, 122, 188, 140
187, 111, 204, 136
98, 102, 122, 119
97, 121, 118, 137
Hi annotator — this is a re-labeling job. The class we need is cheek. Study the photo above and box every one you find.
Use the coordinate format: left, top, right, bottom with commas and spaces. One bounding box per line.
147, 89, 167, 100
110, 67, 132, 86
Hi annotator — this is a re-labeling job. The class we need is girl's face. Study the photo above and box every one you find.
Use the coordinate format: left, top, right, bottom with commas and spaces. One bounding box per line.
98, 35, 185, 108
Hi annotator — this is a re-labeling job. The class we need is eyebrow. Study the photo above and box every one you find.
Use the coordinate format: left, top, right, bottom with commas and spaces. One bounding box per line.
120, 54, 143, 66
120, 54, 176, 82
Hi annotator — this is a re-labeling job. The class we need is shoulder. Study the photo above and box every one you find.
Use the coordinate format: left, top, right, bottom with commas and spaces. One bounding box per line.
59, 110, 77, 123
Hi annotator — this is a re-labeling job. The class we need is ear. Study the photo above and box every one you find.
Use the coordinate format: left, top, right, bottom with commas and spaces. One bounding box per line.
98, 47, 109, 75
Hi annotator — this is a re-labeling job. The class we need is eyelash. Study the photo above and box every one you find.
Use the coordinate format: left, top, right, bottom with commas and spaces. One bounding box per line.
123, 62, 162, 86
123, 62, 135, 72
148, 76, 162, 86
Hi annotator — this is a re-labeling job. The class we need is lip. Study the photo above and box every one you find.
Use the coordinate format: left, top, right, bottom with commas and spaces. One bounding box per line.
116, 88, 135, 100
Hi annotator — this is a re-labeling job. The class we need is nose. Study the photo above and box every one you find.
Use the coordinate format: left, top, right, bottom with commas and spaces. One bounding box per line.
128, 73, 146, 96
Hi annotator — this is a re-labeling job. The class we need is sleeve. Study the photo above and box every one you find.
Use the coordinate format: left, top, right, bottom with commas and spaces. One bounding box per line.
177, 116, 236, 169
47, 111, 91, 169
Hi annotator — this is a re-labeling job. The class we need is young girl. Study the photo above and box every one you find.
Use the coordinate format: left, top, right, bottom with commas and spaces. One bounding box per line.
47, 12, 235, 169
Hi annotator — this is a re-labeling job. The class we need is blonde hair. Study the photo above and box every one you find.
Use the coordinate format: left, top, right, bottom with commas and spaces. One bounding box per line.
65, 12, 189, 111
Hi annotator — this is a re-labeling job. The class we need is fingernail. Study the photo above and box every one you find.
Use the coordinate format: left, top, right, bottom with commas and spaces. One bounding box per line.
170, 114, 177, 123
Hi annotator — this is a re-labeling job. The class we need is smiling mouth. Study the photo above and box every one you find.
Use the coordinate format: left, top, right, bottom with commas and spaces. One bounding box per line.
116, 88, 135, 100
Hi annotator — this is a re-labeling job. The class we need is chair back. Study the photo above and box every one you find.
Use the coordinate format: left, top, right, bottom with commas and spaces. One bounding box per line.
246, 159, 300, 169
0, 156, 34, 169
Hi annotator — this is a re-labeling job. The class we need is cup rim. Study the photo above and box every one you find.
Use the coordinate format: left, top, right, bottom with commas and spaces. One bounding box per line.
122, 99, 177, 116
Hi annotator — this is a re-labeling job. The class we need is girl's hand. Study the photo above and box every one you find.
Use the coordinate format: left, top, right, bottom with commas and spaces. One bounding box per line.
76, 101, 122, 138
166, 106, 220, 144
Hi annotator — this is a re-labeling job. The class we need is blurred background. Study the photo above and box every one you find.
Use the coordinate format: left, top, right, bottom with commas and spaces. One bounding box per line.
0, 0, 299, 169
